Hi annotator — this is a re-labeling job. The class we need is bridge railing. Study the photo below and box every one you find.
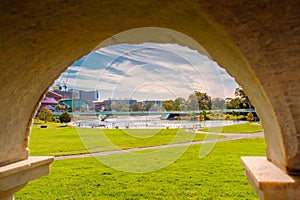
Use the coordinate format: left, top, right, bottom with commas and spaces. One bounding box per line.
52, 109, 256, 116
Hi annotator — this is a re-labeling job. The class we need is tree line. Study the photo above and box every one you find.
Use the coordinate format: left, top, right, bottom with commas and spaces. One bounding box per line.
36, 86, 253, 123
113, 86, 253, 112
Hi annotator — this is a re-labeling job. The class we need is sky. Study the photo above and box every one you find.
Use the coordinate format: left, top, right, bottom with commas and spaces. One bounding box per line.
54, 43, 239, 101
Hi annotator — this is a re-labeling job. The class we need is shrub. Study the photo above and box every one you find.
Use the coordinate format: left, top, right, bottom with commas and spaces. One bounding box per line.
59, 112, 72, 124
238, 115, 246, 121
246, 112, 254, 121
225, 114, 231, 120
37, 108, 53, 123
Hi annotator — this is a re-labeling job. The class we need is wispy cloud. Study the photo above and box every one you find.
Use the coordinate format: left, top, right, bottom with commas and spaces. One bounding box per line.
56, 43, 239, 100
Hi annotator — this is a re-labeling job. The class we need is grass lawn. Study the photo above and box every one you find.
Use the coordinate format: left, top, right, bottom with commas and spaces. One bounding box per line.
199, 122, 263, 133
29, 123, 223, 156
16, 138, 266, 199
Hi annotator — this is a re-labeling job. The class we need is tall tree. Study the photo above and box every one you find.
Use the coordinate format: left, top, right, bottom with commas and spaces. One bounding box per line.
234, 86, 253, 109
111, 102, 129, 112
130, 102, 143, 111
188, 91, 212, 110
149, 104, 162, 111
174, 97, 187, 111
187, 94, 198, 110
212, 97, 225, 110
225, 97, 242, 109
162, 100, 175, 111
143, 102, 154, 111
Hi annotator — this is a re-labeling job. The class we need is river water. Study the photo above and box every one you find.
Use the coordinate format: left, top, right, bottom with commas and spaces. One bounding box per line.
72, 115, 247, 129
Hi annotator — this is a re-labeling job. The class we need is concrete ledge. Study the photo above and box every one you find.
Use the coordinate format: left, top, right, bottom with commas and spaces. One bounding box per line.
241, 156, 300, 200
0, 156, 54, 199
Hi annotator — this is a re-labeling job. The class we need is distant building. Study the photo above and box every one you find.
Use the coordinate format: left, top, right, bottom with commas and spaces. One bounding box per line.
53, 90, 97, 101
59, 99, 94, 112
104, 99, 137, 107
52, 89, 98, 111
54, 90, 79, 100
94, 101, 106, 112
142, 100, 163, 107
40, 91, 62, 111
46, 90, 63, 101
79, 90, 98, 101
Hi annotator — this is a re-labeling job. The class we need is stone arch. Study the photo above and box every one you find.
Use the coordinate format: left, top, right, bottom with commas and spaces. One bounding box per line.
0, 0, 299, 199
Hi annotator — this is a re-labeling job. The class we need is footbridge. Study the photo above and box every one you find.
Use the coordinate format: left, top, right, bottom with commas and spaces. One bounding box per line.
52, 109, 256, 120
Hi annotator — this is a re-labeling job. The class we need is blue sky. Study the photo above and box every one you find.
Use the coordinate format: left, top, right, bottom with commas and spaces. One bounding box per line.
55, 43, 239, 101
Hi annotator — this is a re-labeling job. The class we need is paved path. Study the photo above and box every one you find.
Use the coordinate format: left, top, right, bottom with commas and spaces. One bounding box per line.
55, 132, 264, 161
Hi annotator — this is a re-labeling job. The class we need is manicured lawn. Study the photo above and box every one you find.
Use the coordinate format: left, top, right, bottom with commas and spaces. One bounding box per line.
16, 138, 266, 199
22, 122, 265, 199
199, 122, 263, 133
29, 123, 223, 156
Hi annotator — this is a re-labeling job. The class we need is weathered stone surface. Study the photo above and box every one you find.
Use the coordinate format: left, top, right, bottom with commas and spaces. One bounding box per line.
0, 0, 299, 198
197, 0, 300, 172
0, 0, 261, 167
242, 157, 300, 199
0, 156, 53, 199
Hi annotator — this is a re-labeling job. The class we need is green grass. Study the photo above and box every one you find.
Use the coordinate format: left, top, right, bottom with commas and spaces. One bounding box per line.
199, 122, 263, 133
29, 123, 87, 156
16, 138, 266, 199
29, 123, 223, 156
22, 122, 265, 199
100, 128, 222, 149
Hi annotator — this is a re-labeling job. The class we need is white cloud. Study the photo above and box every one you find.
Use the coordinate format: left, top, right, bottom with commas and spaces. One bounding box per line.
56, 43, 239, 101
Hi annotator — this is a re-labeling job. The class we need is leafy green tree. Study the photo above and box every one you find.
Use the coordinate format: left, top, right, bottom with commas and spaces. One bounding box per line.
188, 111, 197, 121
111, 102, 129, 112
225, 87, 253, 109
162, 100, 175, 111
187, 94, 198, 110
67, 105, 72, 112
225, 114, 231, 120
225, 97, 242, 109
212, 97, 225, 109
234, 86, 253, 109
174, 97, 187, 111
56, 104, 69, 112
56, 104, 63, 112
37, 108, 53, 123
149, 104, 163, 111
178, 103, 188, 111
59, 112, 72, 123
199, 110, 209, 121
143, 102, 154, 111
188, 91, 212, 110
130, 102, 143, 111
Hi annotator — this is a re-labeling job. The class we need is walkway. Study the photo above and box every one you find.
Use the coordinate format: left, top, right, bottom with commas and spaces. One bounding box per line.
55, 131, 264, 161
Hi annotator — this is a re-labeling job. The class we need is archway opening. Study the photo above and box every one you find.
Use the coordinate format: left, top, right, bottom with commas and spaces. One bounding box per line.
17, 28, 265, 199
1, 1, 298, 199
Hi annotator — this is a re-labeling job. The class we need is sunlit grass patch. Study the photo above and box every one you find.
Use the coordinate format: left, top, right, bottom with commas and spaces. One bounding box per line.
29, 124, 223, 156
17, 138, 265, 199
199, 122, 263, 133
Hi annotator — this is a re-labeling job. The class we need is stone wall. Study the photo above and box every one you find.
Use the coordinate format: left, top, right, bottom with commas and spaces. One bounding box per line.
197, 0, 300, 173
0, 0, 299, 198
